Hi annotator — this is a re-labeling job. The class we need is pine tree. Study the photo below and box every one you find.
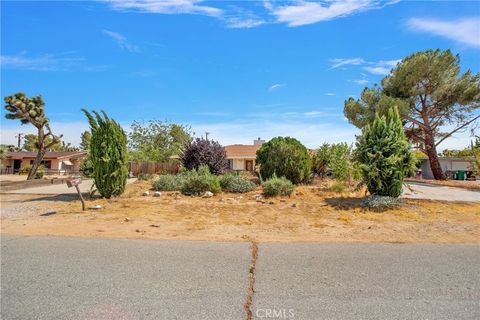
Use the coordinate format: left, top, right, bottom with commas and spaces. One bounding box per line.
355, 107, 416, 197
82, 109, 128, 198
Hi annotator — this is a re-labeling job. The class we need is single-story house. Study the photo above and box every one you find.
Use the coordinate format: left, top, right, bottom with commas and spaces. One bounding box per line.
1, 151, 87, 174
418, 157, 475, 179
224, 138, 265, 172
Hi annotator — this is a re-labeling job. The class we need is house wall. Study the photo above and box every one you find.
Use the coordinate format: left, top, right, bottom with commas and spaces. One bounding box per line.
227, 158, 256, 171
421, 159, 474, 179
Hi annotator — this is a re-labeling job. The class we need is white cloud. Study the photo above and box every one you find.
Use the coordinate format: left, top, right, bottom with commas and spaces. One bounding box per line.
363, 59, 400, 75
363, 66, 389, 75
268, 83, 286, 91
224, 17, 264, 29
106, 0, 223, 17
407, 17, 480, 48
0, 52, 105, 72
329, 57, 365, 69
353, 79, 369, 84
266, 0, 397, 27
102, 29, 141, 53
325, 93, 336, 96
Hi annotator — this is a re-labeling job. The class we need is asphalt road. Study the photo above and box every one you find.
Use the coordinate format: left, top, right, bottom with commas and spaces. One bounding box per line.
1, 235, 479, 320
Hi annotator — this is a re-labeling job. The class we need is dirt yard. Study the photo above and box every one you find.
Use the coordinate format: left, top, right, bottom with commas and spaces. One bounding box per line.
1, 180, 479, 243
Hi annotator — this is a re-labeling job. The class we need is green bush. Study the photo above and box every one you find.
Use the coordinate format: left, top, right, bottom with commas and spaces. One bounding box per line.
256, 137, 312, 184
79, 157, 93, 178
82, 109, 128, 198
313, 143, 358, 182
355, 107, 415, 197
19, 165, 32, 175
220, 173, 256, 193
262, 175, 294, 197
181, 165, 221, 195
35, 165, 45, 179
153, 174, 184, 191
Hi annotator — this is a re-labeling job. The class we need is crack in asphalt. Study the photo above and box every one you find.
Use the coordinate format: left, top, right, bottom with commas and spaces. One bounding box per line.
244, 241, 258, 320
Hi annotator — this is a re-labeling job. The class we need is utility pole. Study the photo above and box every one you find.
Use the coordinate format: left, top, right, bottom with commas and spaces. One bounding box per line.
15, 133, 24, 149
205, 132, 210, 140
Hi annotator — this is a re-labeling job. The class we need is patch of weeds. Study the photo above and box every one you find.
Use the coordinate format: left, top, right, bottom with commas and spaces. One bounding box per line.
262, 175, 294, 197
220, 173, 256, 193
338, 214, 352, 224
329, 181, 346, 193
361, 195, 401, 211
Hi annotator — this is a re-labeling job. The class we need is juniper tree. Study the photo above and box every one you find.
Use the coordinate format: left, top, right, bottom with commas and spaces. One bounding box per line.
4, 93, 62, 180
345, 49, 480, 180
82, 109, 128, 198
355, 107, 416, 197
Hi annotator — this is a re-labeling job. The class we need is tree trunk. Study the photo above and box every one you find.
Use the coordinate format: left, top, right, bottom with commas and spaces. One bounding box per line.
424, 132, 445, 180
27, 148, 46, 180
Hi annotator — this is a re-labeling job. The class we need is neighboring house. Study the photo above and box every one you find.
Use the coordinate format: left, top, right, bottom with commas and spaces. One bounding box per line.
1, 151, 87, 174
224, 138, 265, 172
419, 157, 475, 179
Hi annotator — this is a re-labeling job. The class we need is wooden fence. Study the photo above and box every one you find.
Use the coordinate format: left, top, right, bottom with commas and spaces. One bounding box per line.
128, 162, 180, 176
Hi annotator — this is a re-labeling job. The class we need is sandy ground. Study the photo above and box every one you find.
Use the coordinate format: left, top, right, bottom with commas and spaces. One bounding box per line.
1, 180, 479, 243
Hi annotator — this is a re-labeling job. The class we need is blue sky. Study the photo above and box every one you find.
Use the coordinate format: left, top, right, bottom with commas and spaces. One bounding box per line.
1, 0, 479, 149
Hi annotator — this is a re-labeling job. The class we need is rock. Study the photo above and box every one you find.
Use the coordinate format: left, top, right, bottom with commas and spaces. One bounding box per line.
124, 217, 130, 222
269, 201, 275, 205
255, 194, 264, 201
203, 191, 214, 198
90, 204, 102, 210
175, 195, 182, 200
142, 191, 150, 196
219, 198, 225, 203
149, 224, 160, 228
135, 229, 141, 232
153, 191, 162, 197
291, 203, 297, 208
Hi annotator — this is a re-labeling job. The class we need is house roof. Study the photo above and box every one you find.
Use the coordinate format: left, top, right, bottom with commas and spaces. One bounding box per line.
224, 144, 261, 158
6, 151, 87, 160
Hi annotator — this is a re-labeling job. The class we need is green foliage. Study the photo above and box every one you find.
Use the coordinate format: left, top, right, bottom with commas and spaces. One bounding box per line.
35, 165, 45, 179
256, 137, 312, 184
361, 195, 401, 210
472, 149, 480, 175
180, 165, 221, 195
220, 173, 256, 193
22, 134, 78, 152
153, 174, 184, 191
80, 131, 91, 151
19, 165, 32, 175
313, 143, 357, 182
79, 157, 93, 178
128, 120, 192, 162
441, 148, 475, 158
355, 107, 416, 197
137, 173, 157, 181
344, 49, 480, 180
82, 109, 128, 198
180, 138, 228, 175
262, 175, 294, 197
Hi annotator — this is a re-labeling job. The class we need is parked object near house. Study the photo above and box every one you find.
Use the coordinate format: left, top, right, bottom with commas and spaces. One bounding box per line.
1, 151, 87, 175
224, 138, 264, 172
418, 157, 475, 180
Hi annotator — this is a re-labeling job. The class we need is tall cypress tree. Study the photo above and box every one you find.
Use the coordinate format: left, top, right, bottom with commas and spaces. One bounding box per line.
355, 107, 416, 197
82, 109, 128, 198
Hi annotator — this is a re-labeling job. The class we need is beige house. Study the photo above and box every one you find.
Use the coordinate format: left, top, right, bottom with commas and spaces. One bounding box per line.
1, 151, 87, 174
224, 138, 264, 172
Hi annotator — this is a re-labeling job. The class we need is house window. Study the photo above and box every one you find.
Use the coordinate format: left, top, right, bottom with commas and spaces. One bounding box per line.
228, 159, 234, 170
29, 160, 51, 168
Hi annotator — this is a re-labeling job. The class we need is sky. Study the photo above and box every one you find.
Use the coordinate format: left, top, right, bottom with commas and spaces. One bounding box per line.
1, 0, 480, 150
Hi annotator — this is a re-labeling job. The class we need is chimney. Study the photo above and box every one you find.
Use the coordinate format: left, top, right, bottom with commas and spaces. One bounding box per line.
253, 137, 265, 146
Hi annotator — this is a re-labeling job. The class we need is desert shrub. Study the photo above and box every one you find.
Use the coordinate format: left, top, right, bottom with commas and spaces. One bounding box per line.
34, 165, 45, 179
137, 173, 157, 181
220, 173, 256, 193
153, 174, 184, 191
180, 138, 228, 175
19, 165, 32, 175
181, 165, 221, 195
83, 109, 128, 198
313, 143, 358, 182
355, 107, 415, 197
256, 137, 312, 184
312, 143, 331, 177
361, 195, 401, 210
262, 175, 294, 197
79, 157, 93, 178
329, 181, 346, 193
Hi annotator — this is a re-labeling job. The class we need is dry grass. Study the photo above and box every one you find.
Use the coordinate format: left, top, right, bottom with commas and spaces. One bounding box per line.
1, 179, 479, 243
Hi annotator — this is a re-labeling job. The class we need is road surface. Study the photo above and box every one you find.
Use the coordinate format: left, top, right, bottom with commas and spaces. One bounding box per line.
403, 182, 480, 202
1, 235, 479, 319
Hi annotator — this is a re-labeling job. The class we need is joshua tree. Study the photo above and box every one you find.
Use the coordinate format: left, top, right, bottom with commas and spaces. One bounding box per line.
4, 93, 62, 180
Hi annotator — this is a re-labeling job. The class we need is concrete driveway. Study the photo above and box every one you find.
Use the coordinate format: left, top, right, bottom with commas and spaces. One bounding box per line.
403, 182, 480, 202
2, 235, 479, 320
